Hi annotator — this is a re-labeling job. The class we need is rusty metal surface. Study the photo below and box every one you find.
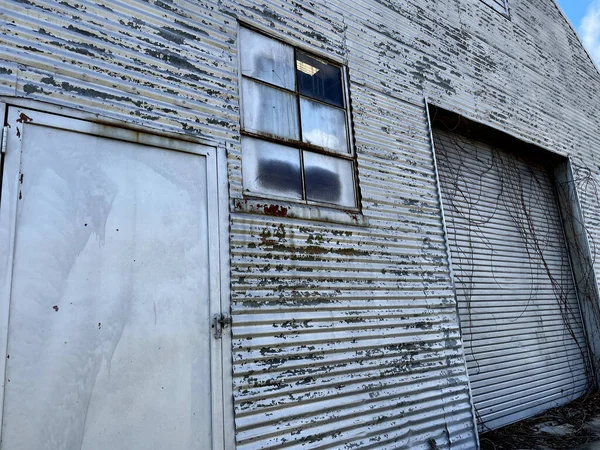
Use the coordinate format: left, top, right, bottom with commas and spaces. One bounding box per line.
0, 0, 600, 448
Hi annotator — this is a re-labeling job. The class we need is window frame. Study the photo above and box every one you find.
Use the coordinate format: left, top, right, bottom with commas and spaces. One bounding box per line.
480, 0, 509, 17
237, 24, 360, 211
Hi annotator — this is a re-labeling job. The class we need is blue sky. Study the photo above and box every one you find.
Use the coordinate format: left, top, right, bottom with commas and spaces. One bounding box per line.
556, 1, 589, 27
555, 0, 600, 65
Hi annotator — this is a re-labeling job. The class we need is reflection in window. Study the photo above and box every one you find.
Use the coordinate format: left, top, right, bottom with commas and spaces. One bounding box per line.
242, 78, 299, 140
300, 98, 348, 154
239, 27, 295, 90
304, 152, 355, 207
296, 51, 343, 108
241, 137, 303, 199
239, 27, 357, 209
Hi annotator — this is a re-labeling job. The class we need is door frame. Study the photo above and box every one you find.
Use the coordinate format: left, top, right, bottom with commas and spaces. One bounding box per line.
0, 103, 233, 449
424, 99, 480, 447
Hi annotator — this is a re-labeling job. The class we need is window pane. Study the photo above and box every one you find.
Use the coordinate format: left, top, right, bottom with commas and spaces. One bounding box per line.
303, 152, 356, 207
240, 27, 295, 90
296, 52, 344, 107
300, 98, 348, 154
242, 78, 299, 140
242, 137, 303, 199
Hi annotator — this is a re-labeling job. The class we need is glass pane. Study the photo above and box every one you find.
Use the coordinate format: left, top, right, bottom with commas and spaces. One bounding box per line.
242, 78, 299, 140
242, 136, 303, 199
303, 152, 356, 207
239, 27, 295, 90
296, 51, 344, 107
300, 98, 348, 154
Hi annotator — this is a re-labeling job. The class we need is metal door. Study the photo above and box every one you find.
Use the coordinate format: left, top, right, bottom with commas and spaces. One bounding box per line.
0, 107, 226, 449
433, 127, 591, 431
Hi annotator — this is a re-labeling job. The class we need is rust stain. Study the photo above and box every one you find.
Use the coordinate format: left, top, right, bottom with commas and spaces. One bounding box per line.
16, 113, 32, 123
344, 210, 360, 223
274, 223, 286, 240
259, 228, 277, 246
258, 224, 287, 247
264, 204, 289, 217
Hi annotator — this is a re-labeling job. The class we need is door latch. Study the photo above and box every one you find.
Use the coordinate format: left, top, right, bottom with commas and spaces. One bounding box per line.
213, 313, 232, 339
1, 126, 7, 154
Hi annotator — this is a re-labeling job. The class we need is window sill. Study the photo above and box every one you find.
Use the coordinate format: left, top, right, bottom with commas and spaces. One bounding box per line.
232, 197, 369, 227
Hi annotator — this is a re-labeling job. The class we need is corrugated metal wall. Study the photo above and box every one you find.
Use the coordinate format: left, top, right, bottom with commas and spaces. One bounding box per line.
1, 0, 600, 448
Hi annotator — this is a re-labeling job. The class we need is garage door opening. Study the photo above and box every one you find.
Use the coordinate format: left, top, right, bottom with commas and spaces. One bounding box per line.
429, 106, 597, 432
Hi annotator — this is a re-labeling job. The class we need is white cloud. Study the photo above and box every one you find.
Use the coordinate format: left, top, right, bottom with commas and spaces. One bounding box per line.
580, 0, 600, 66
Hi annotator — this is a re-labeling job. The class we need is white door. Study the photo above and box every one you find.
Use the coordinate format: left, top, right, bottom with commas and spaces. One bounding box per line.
0, 108, 225, 449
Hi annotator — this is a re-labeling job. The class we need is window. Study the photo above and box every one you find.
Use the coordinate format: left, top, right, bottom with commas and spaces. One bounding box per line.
238, 27, 358, 209
480, 0, 509, 15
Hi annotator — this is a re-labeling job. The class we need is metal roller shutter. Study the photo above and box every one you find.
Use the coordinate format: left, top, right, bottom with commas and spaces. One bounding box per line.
433, 127, 592, 431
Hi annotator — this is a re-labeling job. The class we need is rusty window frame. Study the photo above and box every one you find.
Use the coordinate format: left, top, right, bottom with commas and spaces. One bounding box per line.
238, 25, 359, 210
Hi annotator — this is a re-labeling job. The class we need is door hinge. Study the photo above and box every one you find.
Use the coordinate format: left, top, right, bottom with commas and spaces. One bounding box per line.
213, 313, 232, 339
1, 126, 7, 154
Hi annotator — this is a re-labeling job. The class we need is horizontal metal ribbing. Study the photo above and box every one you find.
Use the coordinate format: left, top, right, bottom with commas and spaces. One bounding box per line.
434, 126, 591, 432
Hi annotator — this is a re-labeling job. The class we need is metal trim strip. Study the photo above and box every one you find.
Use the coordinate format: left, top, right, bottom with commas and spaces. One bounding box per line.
424, 97, 480, 449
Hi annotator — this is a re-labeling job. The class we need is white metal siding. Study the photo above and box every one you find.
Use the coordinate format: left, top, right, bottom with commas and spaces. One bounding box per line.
0, 0, 600, 448
230, 101, 476, 449
433, 127, 591, 431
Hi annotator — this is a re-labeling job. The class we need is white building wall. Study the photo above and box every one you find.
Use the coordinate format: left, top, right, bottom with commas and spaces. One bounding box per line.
1, 0, 599, 448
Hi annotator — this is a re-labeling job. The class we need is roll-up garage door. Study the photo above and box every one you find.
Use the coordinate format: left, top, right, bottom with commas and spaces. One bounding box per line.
433, 127, 592, 431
